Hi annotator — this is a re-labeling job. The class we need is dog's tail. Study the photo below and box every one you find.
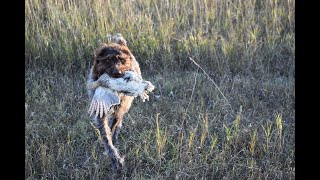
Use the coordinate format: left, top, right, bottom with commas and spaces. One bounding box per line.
112, 33, 127, 46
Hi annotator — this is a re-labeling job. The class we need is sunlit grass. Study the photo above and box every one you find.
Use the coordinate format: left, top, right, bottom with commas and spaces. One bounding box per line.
25, 0, 294, 179
25, 0, 294, 76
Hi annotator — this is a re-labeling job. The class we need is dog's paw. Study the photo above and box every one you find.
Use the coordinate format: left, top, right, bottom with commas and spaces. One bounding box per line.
111, 156, 125, 172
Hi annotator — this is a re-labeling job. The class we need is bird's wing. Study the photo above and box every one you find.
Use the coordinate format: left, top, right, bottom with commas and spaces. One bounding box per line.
88, 87, 120, 118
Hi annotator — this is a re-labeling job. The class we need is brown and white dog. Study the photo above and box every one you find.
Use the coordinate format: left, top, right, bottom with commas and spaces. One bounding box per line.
87, 34, 141, 170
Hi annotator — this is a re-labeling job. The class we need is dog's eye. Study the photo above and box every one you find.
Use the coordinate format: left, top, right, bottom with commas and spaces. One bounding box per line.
120, 59, 126, 64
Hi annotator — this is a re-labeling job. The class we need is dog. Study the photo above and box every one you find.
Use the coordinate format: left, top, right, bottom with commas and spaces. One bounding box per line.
87, 34, 141, 170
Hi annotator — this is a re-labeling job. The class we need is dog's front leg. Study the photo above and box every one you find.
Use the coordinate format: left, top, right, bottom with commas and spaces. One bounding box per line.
110, 96, 134, 143
95, 115, 124, 171
110, 114, 124, 144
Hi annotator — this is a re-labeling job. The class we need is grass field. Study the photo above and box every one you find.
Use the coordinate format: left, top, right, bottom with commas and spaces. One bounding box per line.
25, 0, 295, 179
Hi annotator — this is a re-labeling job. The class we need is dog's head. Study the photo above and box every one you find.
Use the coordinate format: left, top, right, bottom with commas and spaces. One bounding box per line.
93, 43, 133, 80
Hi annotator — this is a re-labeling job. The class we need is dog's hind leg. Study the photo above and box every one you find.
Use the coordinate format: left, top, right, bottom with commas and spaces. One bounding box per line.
95, 115, 124, 171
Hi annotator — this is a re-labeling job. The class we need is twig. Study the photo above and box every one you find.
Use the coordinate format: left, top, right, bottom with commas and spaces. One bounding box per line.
188, 57, 232, 110
185, 67, 199, 113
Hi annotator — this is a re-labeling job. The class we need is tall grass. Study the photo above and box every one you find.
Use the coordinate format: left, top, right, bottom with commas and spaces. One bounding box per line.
25, 0, 294, 76
25, 0, 295, 179
25, 69, 295, 178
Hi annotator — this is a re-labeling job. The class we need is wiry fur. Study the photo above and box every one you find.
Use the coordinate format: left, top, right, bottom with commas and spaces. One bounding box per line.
87, 34, 141, 170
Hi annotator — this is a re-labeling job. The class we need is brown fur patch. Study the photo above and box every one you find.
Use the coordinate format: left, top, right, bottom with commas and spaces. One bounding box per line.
92, 43, 135, 80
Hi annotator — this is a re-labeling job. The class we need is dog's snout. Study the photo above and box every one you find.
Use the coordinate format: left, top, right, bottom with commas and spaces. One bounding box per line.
112, 69, 123, 78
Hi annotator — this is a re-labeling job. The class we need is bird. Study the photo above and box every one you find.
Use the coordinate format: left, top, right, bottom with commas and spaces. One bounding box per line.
87, 70, 155, 118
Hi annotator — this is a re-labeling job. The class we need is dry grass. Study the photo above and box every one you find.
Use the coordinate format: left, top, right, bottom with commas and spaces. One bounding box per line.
25, 0, 295, 179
